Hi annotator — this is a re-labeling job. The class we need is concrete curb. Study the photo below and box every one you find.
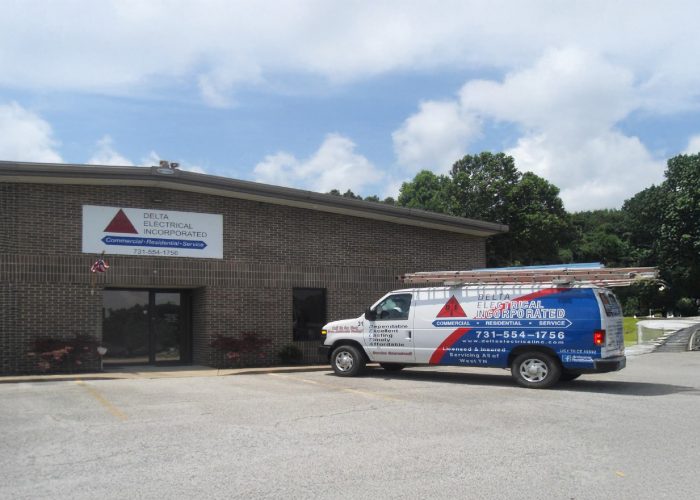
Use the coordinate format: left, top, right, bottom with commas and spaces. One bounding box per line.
624, 342, 658, 357
0, 364, 332, 384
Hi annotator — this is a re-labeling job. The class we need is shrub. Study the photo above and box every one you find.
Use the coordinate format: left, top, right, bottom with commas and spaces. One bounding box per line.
675, 297, 699, 317
27, 335, 99, 372
622, 296, 640, 317
210, 332, 271, 367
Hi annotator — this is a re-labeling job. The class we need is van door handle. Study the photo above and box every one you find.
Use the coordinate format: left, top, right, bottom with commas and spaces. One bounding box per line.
407, 330, 412, 339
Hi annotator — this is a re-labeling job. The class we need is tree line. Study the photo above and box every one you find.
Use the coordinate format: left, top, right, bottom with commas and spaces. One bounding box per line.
330, 152, 700, 317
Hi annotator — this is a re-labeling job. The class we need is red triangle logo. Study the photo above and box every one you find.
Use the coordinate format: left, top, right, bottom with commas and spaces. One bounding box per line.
104, 209, 138, 234
437, 296, 466, 317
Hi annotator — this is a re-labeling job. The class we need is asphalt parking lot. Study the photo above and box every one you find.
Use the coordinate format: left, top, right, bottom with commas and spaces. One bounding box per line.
1, 352, 699, 499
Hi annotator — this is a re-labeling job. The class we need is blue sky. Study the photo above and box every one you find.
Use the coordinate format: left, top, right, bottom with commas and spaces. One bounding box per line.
1, 1, 699, 211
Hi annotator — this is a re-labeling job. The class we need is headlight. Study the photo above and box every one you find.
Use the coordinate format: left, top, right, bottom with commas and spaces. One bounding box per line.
321, 329, 327, 335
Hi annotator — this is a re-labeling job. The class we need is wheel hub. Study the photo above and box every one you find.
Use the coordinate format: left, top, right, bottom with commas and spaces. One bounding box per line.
335, 352, 354, 371
520, 358, 548, 382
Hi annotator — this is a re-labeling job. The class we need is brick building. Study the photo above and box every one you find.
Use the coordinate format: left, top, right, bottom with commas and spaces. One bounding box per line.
0, 161, 507, 375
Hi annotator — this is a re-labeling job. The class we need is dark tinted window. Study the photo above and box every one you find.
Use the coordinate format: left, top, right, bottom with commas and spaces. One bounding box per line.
293, 288, 327, 341
598, 290, 622, 317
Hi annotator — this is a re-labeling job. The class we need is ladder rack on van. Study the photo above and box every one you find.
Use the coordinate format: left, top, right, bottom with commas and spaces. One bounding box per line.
398, 266, 659, 287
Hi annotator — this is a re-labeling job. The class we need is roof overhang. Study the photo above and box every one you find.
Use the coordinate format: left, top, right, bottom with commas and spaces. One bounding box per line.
0, 161, 509, 237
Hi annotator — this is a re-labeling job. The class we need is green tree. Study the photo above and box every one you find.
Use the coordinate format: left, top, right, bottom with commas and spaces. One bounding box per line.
341, 189, 363, 200
657, 153, 700, 299
615, 153, 700, 312
396, 153, 571, 266
621, 185, 665, 266
449, 152, 570, 266
506, 172, 571, 265
567, 209, 633, 266
327, 189, 364, 200
449, 152, 520, 224
397, 170, 452, 213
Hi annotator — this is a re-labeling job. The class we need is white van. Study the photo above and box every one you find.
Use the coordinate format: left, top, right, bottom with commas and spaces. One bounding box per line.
319, 283, 627, 388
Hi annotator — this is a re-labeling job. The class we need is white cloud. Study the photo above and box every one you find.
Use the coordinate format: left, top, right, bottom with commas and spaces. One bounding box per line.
253, 133, 382, 193
197, 63, 264, 108
88, 135, 134, 166
683, 135, 700, 155
198, 74, 236, 109
392, 100, 479, 173
507, 131, 662, 211
0, 2, 698, 109
140, 151, 162, 167
2, 2, 697, 209
181, 165, 207, 174
394, 48, 666, 210
0, 102, 62, 162
459, 48, 637, 136
86, 140, 209, 174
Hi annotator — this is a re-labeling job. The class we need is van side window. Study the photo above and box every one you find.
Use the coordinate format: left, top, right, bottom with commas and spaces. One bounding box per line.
374, 293, 412, 321
598, 291, 621, 317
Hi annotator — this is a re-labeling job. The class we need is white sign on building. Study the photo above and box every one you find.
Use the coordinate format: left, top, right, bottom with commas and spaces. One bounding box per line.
82, 205, 223, 259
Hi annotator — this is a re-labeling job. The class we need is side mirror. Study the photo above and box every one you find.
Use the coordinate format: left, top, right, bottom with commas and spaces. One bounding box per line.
364, 308, 377, 321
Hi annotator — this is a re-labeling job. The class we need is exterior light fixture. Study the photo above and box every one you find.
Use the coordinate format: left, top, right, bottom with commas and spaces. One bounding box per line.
155, 159, 180, 175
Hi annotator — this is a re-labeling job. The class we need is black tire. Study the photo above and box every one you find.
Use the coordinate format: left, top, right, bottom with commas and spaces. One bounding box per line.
331, 345, 366, 377
511, 352, 561, 389
559, 372, 581, 382
380, 363, 405, 372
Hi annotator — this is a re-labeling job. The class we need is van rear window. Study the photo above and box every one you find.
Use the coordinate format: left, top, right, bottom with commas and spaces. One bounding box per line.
598, 291, 622, 317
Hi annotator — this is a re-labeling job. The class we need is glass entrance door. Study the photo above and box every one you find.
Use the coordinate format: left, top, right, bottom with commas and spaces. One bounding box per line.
153, 292, 181, 362
102, 289, 190, 365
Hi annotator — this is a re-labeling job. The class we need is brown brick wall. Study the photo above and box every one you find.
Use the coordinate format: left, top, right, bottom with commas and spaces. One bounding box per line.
1, 283, 102, 374
0, 182, 487, 374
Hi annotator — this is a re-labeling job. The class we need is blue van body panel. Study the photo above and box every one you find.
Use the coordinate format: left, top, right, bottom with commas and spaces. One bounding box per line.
429, 288, 604, 370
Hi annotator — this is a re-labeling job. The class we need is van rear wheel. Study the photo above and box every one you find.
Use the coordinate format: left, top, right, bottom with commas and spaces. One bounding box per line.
511, 352, 561, 389
331, 345, 365, 377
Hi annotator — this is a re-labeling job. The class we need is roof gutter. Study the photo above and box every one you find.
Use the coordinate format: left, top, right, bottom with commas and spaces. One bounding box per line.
0, 161, 509, 237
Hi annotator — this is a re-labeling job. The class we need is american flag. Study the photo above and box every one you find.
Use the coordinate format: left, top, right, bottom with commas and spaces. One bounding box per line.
90, 256, 110, 273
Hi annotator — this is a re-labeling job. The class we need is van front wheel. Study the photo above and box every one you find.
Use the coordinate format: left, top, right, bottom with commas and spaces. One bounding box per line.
331, 345, 366, 377
511, 352, 561, 389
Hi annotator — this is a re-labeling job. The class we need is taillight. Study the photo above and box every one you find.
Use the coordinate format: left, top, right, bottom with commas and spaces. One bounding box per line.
593, 330, 606, 346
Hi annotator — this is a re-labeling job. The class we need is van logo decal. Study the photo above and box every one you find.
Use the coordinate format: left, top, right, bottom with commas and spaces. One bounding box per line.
429, 288, 570, 365
436, 296, 466, 317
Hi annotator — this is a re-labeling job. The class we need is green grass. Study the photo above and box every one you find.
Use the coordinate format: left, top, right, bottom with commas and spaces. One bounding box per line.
623, 317, 639, 346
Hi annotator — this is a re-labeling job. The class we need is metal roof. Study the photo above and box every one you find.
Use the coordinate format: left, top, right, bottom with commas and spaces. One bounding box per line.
0, 160, 509, 237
